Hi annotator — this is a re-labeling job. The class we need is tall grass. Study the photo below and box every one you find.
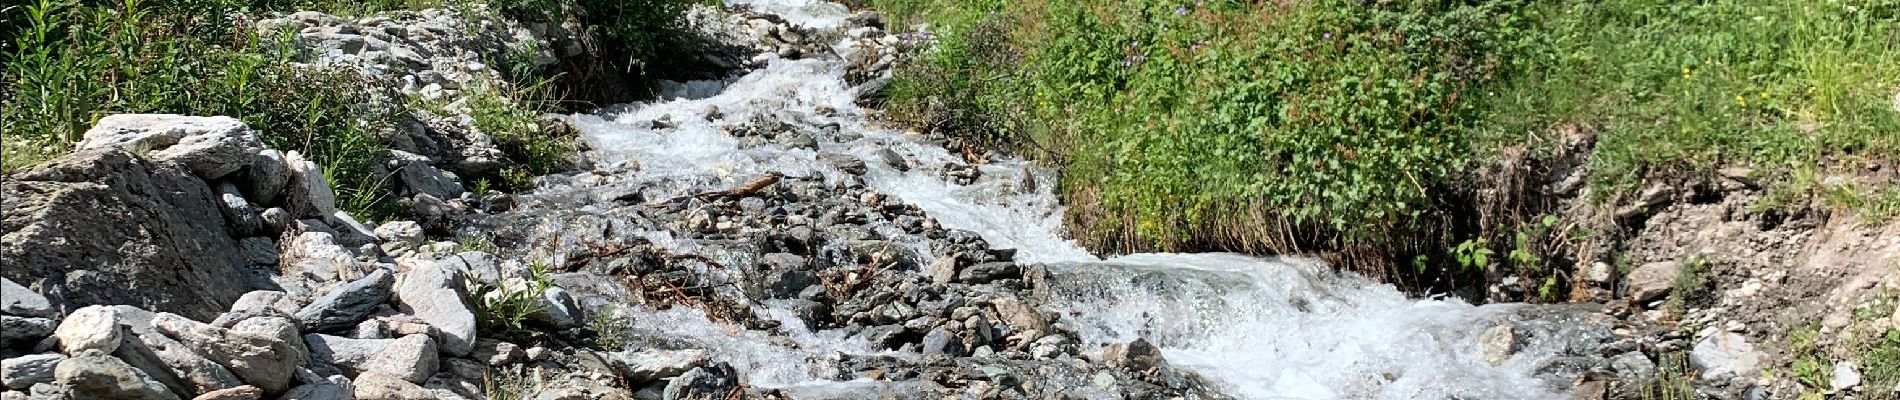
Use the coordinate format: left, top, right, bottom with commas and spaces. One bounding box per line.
875, 0, 1900, 281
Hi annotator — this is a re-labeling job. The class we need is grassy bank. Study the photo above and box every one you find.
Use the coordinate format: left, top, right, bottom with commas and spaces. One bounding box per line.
0, 0, 696, 219
874, 0, 1900, 289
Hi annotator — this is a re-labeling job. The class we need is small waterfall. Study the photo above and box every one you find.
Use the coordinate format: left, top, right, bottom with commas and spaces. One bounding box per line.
514, 0, 1600, 397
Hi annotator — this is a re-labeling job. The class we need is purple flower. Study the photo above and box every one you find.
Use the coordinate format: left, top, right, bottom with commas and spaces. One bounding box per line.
1323, 32, 1333, 40
1175, 5, 1188, 15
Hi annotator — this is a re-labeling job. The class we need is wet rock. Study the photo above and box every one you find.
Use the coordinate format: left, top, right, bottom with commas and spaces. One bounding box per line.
76, 114, 262, 179
990, 298, 1049, 333
392, 262, 476, 356
192, 385, 262, 400
54, 306, 123, 354
821, 152, 867, 175
1626, 261, 1680, 302
2, 354, 64, 390
1689, 330, 1761, 380
304, 334, 393, 374
240, 149, 290, 205
0, 278, 54, 318
364, 335, 436, 384
1478, 323, 1523, 366
873, 149, 907, 171
296, 269, 396, 332
0, 316, 56, 348
152, 314, 300, 393
609, 349, 709, 383
1102, 338, 1165, 371
283, 151, 338, 220
957, 262, 1019, 284
1571, 381, 1607, 400
662, 363, 738, 400
1609, 351, 1655, 380
54, 351, 178, 400
2, 149, 252, 321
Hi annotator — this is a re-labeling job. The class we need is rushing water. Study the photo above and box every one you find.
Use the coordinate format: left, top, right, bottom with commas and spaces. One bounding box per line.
537, 0, 1592, 398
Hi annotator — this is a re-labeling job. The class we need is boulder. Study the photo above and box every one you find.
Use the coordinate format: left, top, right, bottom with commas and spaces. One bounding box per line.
609, 349, 708, 383
0, 316, 56, 348
1, 149, 254, 321
53, 305, 122, 354
957, 262, 1020, 284
152, 314, 300, 393
240, 149, 290, 205
927, 256, 957, 284
283, 151, 338, 221
1626, 262, 1680, 302
662, 363, 738, 400
109, 325, 215, 399
280, 379, 351, 400
373, 221, 425, 253
393, 263, 476, 356
0, 278, 54, 318
469, 339, 523, 366
76, 114, 262, 179
296, 269, 396, 332
989, 298, 1049, 333
2, 354, 64, 390
527, 286, 582, 329
212, 291, 301, 327
362, 335, 436, 384
53, 351, 178, 400
304, 334, 394, 374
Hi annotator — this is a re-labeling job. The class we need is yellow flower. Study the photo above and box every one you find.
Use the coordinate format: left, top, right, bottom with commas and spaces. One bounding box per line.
1681, 67, 1692, 79
1735, 95, 1746, 107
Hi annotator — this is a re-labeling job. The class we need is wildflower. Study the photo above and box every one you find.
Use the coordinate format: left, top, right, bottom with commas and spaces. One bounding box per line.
1736, 95, 1746, 107
1681, 67, 1692, 79
1323, 32, 1333, 40
1175, 5, 1189, 15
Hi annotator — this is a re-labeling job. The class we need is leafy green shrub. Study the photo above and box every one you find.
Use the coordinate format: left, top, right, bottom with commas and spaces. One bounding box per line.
470, 261, 554, 333
1665, 257, 1715, 313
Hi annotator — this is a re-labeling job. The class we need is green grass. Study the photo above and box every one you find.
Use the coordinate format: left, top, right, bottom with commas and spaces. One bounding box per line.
873, 0, 1900, 278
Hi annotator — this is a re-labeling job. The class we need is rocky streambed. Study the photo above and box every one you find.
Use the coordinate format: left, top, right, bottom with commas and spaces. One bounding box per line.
0, 1, 1763, 400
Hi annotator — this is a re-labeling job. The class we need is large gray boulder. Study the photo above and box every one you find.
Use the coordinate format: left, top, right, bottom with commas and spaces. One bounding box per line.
1, 354, 64, 390
1, 149, 257, 321
304, 334, 394, 374
0, 278, 55, 318
53, 351, 179, 400
1626, 261, 1680, 302
362, 335, 436, 384
0, 316, 56, 348
152, 314, 301, 393
75, 114, 263, 179
1690, 329, 1763, 380
392, 262, 476, 356
296, 269, 396, 332
53, 305, 122, 354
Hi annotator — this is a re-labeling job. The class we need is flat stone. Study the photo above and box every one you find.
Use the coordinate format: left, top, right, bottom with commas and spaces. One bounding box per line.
0, 316, 56, 348
470, 339, 523, 366
54, 305, 123, 354
1833, 361, 1862, 391
77, 114, 262, 179
0, 278, 54, 318
296, 269, 396, 332
2, 354, 64, 390
608, 349, 708, 383
304, 333, 395, 375
152, 314, 300, 393
989, 298, 1048, 333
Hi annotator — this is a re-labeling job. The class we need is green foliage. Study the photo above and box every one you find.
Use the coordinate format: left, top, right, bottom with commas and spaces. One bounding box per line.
471, 261, 554, 333
1, 0, 407, 218
1867, 328, 1900, 391
1452, 237, 1494, 271
1481, 0, 1900, 209
585, 305, 633, 350
1665, 257, 1715, 313
1638, 353, 1696, 400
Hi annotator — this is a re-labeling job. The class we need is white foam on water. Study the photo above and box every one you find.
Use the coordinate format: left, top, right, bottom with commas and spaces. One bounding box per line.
557, 1, 1576, 397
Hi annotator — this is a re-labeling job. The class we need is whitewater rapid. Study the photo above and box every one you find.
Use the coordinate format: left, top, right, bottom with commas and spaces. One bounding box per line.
543, 0, 1587, 398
